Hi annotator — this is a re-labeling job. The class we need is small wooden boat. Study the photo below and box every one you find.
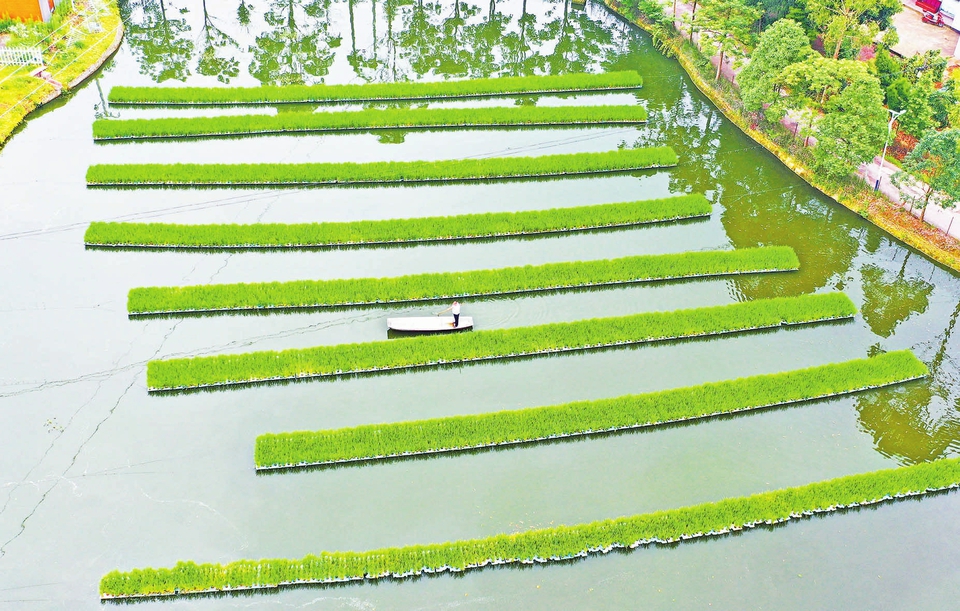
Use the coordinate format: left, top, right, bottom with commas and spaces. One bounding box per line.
387, 316, 474, 332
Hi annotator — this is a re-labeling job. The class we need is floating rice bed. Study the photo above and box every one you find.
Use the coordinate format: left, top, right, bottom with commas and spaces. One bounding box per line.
99, 456, 960, 599
83, 194, 711, 250
107, 71, 645, 106
145, 293, 856, 392
254, 351, 926, 470
128, 247, 799, 316
84, 147, 678, 187
92, 105, 649, 141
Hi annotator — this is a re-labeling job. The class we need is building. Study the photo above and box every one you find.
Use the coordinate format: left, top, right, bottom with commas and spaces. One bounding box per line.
0, 0, 67, 22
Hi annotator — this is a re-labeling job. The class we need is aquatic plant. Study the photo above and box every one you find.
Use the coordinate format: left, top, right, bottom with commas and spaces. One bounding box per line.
145, 293, 856, 391
128, 247, 799, 315
254, 351, 926, 468
107, 72, 645, 105
83, 194, 710, 249
100, 455, 960, 599
92, 105, 649, 140
85, 148, 678, 186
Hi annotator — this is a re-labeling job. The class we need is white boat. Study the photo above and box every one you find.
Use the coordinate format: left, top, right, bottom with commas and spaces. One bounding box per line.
387, 316, 474, 332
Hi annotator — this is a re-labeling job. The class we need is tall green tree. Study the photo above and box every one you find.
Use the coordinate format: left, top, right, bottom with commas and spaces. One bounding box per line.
197, 0, 239, 83
780, 58, 886, 179
805, 0, 898, 59
696, 0, 761, 81
248, 0, 339, 85
738, 18, 813, 117
891, 129, 960, 221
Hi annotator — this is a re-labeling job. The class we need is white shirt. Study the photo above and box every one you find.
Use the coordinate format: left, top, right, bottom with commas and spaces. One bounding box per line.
452, 303, 461, 315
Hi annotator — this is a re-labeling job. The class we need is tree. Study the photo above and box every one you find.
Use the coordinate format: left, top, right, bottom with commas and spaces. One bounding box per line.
248, 0, 339, 85
896, 78, 935, 138
873, 46, 900, 89
197, 0, 239, 83
891, 129, 960, 221
696, 0, 762, 81
884, 76, 910, 110
738, 19, 813, 117
781, 58, 886, 178
805, 0, 898, 59
813, 76, 887, 178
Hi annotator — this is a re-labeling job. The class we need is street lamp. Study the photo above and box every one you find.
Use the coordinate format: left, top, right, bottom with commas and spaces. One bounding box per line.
875, 108, 906, 192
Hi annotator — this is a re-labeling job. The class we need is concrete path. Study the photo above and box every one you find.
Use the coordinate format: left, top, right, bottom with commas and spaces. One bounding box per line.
858, 156, 960, 239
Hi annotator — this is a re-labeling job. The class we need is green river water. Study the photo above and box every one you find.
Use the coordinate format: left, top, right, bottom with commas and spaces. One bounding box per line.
1, 0, 960, 607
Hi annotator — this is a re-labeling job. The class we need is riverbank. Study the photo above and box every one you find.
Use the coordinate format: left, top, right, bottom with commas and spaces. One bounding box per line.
0, 0, 123, 150
602, 0, 960, 274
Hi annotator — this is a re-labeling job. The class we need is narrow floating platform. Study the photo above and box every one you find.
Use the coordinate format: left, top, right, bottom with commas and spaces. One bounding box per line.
387, 316, 474, 332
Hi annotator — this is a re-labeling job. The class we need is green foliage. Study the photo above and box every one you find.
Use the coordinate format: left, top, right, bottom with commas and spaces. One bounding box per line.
902, 51, 947, 86
781, 58, 886, 179
891, 129, 960, 212
85, 147, 679, 186
145, 293, 857, 390
695, 0, 763, 81
92, 105, 649, 140
128, 247, 799, 315
256, 351, 927, 468
805, 0, 897, 59
928, 81, 960, 129
100, 456, 960, 598
107, 72, 645, 105
873, 47, 900, 90
896, 82, 935, 138
84, 194, 711, 249
885, 77, 911, 111
738, 19, 813, 117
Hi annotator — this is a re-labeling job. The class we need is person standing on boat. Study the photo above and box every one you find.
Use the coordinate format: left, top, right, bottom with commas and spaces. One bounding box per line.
438, 301, 461, 328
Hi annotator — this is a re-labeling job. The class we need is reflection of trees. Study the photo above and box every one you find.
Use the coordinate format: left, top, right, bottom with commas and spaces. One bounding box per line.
857, 298, 960, 465
541, 0, 612, 74
197, 0, 240, 83
119, 0, 194, 82
249, 0, 339, 85
860, 257, 934, 339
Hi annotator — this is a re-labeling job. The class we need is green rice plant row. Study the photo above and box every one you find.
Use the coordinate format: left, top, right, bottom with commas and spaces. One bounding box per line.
107, 72, 645, 106
145, 293, 856, 391
100, 456, 960, 599
255, 351, 926, 469
83, 194, 711, 250
129, 247, 799, 315
92, 105, 649, 140
85, 147, 678, 187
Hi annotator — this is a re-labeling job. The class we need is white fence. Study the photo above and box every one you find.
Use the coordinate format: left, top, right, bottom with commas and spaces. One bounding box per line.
0, 48, 44, 66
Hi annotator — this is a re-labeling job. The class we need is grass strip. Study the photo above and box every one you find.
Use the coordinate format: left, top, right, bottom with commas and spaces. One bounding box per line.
83, 194, 711, 250
145, 293, 856, 391
107, 72, 644, 106
128, 247, 800, 316
255, 351, 925, 469
85, 147, 677, 187
92, 105, 649, 141
100, 456, 960, 599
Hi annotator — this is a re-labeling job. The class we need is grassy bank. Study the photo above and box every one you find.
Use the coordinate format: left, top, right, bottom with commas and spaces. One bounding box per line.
255, 351, 926, 469
85, 147, 678, 186
100, 456, 960, 598
128, 247, 799, 315
84, 194, 711, 249
107, 71, 644, 106
600, 0, 960, 273
145, 292, 856, 391
0, 0, 123, 148
92, 105, 648, 140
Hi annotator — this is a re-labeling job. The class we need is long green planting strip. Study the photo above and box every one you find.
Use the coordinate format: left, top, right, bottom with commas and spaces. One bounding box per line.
128, 247, 800, 316
145, 293, 856, 391
100, 457, 960, 599
84, 194, 711, 249
255, 351, 926, 469
85, 147, 678, 187
93, 105, 649, 140
107, 71, 644, 105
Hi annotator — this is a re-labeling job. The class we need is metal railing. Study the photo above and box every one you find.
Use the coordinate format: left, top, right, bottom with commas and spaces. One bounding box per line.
0, 48, 44, 66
